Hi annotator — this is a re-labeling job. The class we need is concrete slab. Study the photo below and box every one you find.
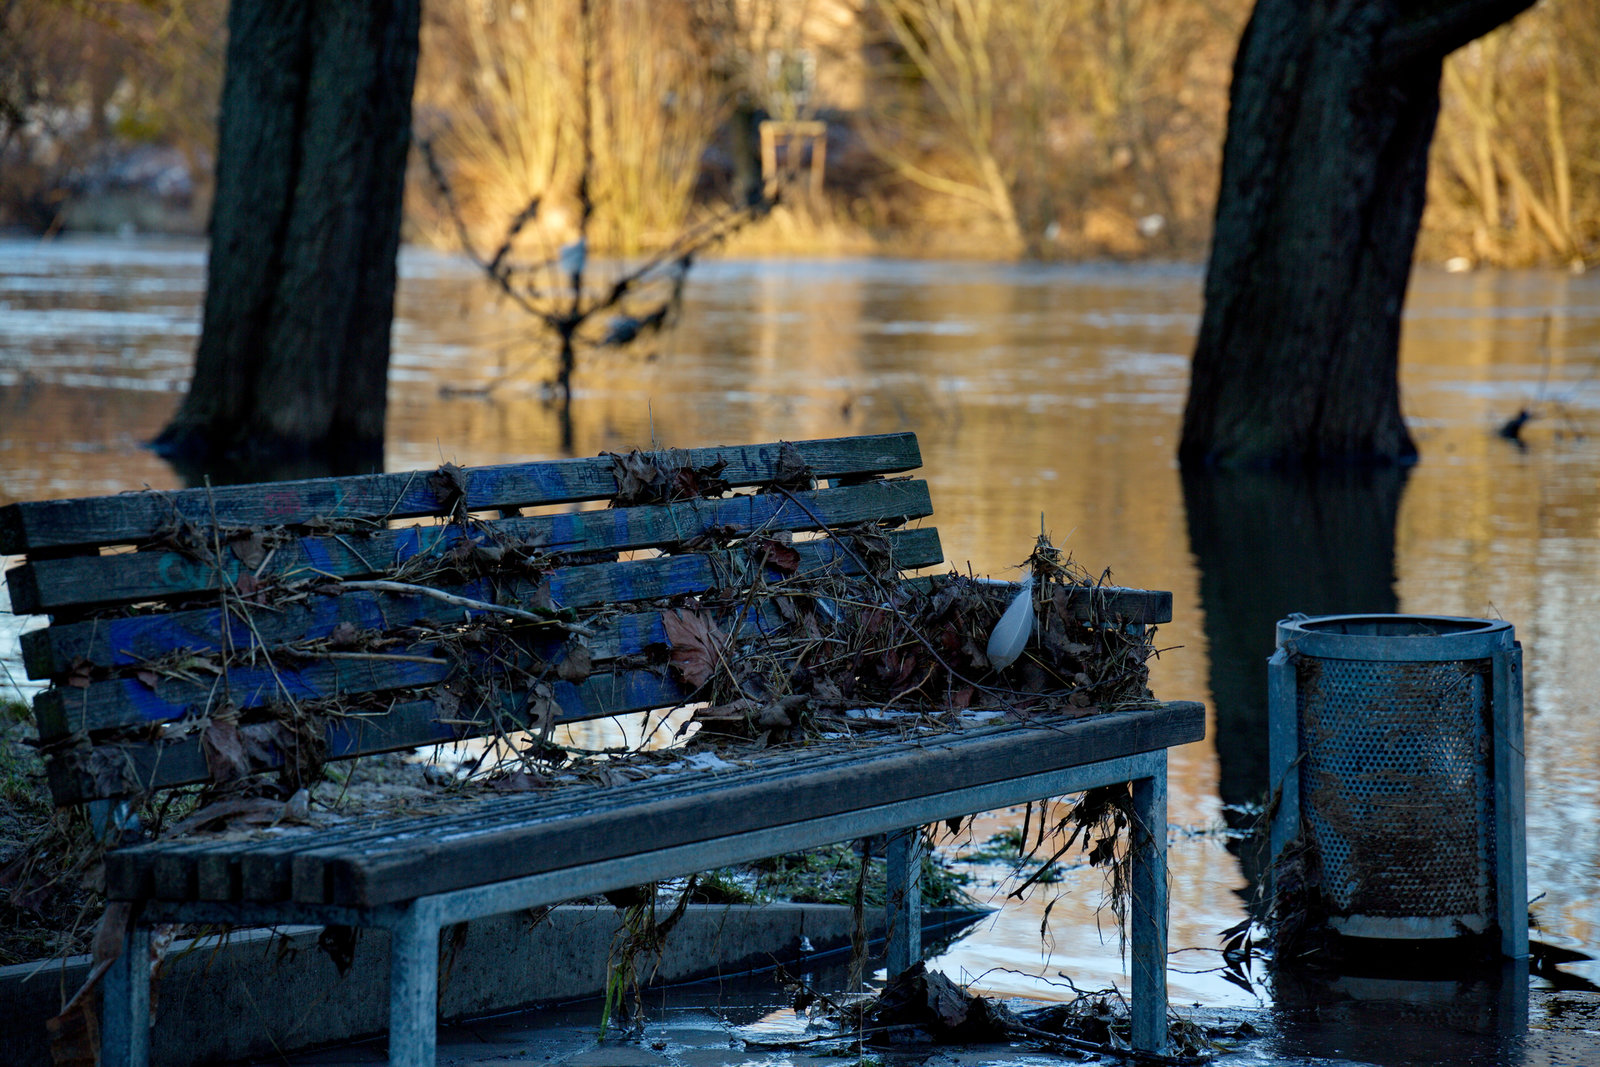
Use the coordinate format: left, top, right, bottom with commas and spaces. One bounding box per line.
0, 904, 981, 1067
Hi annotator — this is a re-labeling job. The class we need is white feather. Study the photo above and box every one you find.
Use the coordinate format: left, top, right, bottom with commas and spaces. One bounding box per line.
986, 571, 1035, 671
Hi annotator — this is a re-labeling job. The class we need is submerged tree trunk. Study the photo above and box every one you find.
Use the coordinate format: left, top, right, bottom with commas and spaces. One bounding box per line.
155, 0, 421, 480
1180, 0, 1536, 469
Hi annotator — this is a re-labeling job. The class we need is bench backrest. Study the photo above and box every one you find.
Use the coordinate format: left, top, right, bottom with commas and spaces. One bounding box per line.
4, 434, 940, 805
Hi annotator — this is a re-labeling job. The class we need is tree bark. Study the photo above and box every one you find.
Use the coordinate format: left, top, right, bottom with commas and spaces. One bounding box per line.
154, 0, 421, 481
1180, 0, 1536, 470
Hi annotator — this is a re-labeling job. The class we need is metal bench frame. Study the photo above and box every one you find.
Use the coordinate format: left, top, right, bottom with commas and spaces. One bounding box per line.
103, 751, 1169, 1066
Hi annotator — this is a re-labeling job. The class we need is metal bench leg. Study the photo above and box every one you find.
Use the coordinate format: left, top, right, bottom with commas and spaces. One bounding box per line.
1130, 757, 1169, 1054
388, 904, 439, 1067
886, 827, 923, 975
101, 920, 151, 1067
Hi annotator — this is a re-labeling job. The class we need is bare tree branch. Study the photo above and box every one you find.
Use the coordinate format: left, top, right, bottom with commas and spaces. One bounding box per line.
1381, 0, 1540, 70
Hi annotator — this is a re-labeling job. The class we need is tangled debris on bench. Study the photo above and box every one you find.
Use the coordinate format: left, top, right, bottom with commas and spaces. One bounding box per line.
2, 443, 1166, 974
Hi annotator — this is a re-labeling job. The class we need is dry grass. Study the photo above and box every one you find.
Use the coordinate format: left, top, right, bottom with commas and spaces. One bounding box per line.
411, 0, 728, 256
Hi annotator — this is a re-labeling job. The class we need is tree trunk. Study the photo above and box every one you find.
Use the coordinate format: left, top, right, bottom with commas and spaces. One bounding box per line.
1180, 0, 1536, 469
154, 0, 421, 481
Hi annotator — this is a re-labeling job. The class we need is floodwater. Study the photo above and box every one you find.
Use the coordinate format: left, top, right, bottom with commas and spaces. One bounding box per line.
4, 236, 1600, 1061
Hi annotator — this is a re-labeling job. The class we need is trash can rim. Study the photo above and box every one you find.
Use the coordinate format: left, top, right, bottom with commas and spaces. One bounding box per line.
1276, 613, 1514, 662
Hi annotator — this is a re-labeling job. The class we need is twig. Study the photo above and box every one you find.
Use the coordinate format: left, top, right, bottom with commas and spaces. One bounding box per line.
336, 580, 594, 635
1006, 1018, 1201, 1065
318, 652, 451, 665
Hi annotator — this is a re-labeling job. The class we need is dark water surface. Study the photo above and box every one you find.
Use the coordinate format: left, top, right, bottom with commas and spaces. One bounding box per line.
3, 237, 1599, 1056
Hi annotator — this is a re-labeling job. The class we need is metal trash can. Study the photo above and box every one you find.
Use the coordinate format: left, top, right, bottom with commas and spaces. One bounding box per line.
1267, 614, 1526, 958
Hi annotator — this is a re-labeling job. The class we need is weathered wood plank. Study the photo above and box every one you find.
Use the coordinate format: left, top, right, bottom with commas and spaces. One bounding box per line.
25, 531, 940, 748
8, 479, 933, 614
26, 525, 942, 681
331, 702, 1205, 908
100, 702, 1203, 904
0, 433, 921, 554
44, 664, 695, 807
100, 702, 1204, 905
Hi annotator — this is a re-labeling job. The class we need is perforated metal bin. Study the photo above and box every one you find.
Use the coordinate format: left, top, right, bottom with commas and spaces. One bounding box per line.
1267, 614, 1527, 958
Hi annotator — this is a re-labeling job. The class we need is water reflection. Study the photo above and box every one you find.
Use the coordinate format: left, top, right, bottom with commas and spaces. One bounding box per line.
1181, 465, 1408, 893
1268, 960, 1530, 1066
3, 238, 1600, 1017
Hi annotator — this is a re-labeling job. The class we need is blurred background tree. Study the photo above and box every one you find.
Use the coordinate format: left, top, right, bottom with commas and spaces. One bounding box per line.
409, 0, 727, 256
0, 0, 222, 233
1421, 0, 1597, 269
4, 0, 1594, 267
1180, 0, 1541, 471
153, 0, 421, 480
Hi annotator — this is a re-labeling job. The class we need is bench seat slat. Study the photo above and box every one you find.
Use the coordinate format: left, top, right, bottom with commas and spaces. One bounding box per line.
0, 433, 921, 555
333, 701, 1203, 908
9, 478, 933, 616
100, 703, 1204, 908
106, 690, 1198, 902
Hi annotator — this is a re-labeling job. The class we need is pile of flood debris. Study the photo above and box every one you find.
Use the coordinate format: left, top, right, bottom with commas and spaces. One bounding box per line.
742, 961, 1255, 1065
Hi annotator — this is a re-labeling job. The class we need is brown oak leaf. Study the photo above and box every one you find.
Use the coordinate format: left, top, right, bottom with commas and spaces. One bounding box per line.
556, 640, 592, 683
661, 608, 725, 689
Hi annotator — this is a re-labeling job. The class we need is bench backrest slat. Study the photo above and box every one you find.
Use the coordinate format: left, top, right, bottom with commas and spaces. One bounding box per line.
8, 477, 932, 617
8, 435, 964, 806
32, 527, 943, 743
0, 433, 921, 555
13, 476, 932, 636
10, 431, 1182, 810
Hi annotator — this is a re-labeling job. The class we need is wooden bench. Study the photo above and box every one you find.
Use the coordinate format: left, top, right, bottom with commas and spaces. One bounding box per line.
2, 432, 1204, 1066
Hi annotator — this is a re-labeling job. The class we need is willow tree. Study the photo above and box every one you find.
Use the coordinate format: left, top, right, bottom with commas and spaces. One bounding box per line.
1180, 0, 1538, 469
155, 0, 421, 479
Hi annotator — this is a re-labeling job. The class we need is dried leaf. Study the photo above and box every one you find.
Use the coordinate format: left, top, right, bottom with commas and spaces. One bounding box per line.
755, 694, 808, 731
201, 719, 249, 782
229, 530, 267, 570
662, 608, 725, 689
429, 463, 470, 516
202, 719, 291, 783
528, 582, 557, 615
431, 684, 462, 720
670, 456, 730, 499
46, 1000, 98, 1067
774, 441, 814, 489
751, 536, 801, 576
556, 641, 592, 683
1088, 835, 1118, 867
524, 683, 560, 733
164, 797, 289, 837
696, 698, 754, 722
92, 901, 131, 967
329, 621, 361, 649
755, 702, 795, 730
317, 925, 360, 977
607, 450, 661, 504
135, 669, 158, 690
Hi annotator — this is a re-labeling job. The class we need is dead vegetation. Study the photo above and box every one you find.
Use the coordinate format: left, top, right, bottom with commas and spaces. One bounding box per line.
747, 960, 1248, 1064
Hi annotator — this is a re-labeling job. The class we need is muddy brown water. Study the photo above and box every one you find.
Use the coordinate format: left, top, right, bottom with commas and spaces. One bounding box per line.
3, 237, 1599, 1062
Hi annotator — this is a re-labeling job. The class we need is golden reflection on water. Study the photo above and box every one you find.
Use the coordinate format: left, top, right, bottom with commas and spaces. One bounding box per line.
3, 238, 1599, 1003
